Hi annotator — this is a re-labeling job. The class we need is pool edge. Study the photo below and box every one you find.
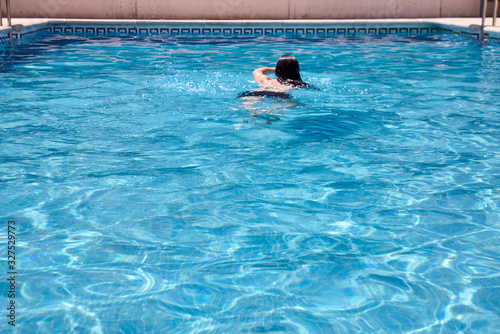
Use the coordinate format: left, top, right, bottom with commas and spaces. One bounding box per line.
1, 18, 500, 43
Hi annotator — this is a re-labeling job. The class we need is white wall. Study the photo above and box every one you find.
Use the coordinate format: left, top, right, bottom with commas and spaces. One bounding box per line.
9, 0, 481, 19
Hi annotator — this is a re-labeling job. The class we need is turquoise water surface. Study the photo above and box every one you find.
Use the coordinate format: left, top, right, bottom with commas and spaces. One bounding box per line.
1, 32, 500, 333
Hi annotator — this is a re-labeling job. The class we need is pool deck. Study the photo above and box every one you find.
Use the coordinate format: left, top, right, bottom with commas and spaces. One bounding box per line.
1, 17, 500, 40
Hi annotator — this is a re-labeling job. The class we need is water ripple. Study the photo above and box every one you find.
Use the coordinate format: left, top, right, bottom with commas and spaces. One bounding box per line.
3, 33, 500, 333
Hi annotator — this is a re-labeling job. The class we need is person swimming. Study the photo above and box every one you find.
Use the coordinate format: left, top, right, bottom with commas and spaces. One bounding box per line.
238, 54, 309, 99
236, 54, 309, 121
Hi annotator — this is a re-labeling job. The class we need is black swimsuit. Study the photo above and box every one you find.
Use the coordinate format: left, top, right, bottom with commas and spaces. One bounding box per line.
238, 90, 290, 99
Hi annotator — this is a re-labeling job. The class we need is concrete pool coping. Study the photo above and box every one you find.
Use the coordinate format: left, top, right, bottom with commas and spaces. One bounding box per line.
1, 18, 500, 42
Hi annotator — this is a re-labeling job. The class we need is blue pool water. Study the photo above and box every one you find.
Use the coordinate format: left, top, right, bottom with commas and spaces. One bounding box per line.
1, 32, 500, 333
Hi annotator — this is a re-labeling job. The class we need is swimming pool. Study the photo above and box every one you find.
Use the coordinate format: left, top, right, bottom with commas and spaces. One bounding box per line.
1, 32, 500, 333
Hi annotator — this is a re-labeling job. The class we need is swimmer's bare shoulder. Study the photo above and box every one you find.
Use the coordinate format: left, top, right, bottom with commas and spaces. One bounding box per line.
252, 67, 289, 89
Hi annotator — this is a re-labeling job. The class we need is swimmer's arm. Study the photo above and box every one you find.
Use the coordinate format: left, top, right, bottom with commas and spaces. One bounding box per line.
253, 67, 276, 86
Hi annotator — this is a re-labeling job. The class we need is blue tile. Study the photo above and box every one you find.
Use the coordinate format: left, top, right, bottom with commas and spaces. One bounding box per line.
1, 21, 492, 44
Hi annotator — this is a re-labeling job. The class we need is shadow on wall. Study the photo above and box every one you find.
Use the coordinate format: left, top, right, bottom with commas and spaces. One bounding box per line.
487, 0, 500, 17
8, 0, 481, 20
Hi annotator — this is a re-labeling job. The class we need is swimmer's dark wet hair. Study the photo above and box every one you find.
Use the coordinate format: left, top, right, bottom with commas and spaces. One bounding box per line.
275, 54, 309, 88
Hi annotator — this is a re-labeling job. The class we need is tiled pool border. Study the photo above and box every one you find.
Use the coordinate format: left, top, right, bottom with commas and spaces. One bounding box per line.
1, 19, 499, 44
